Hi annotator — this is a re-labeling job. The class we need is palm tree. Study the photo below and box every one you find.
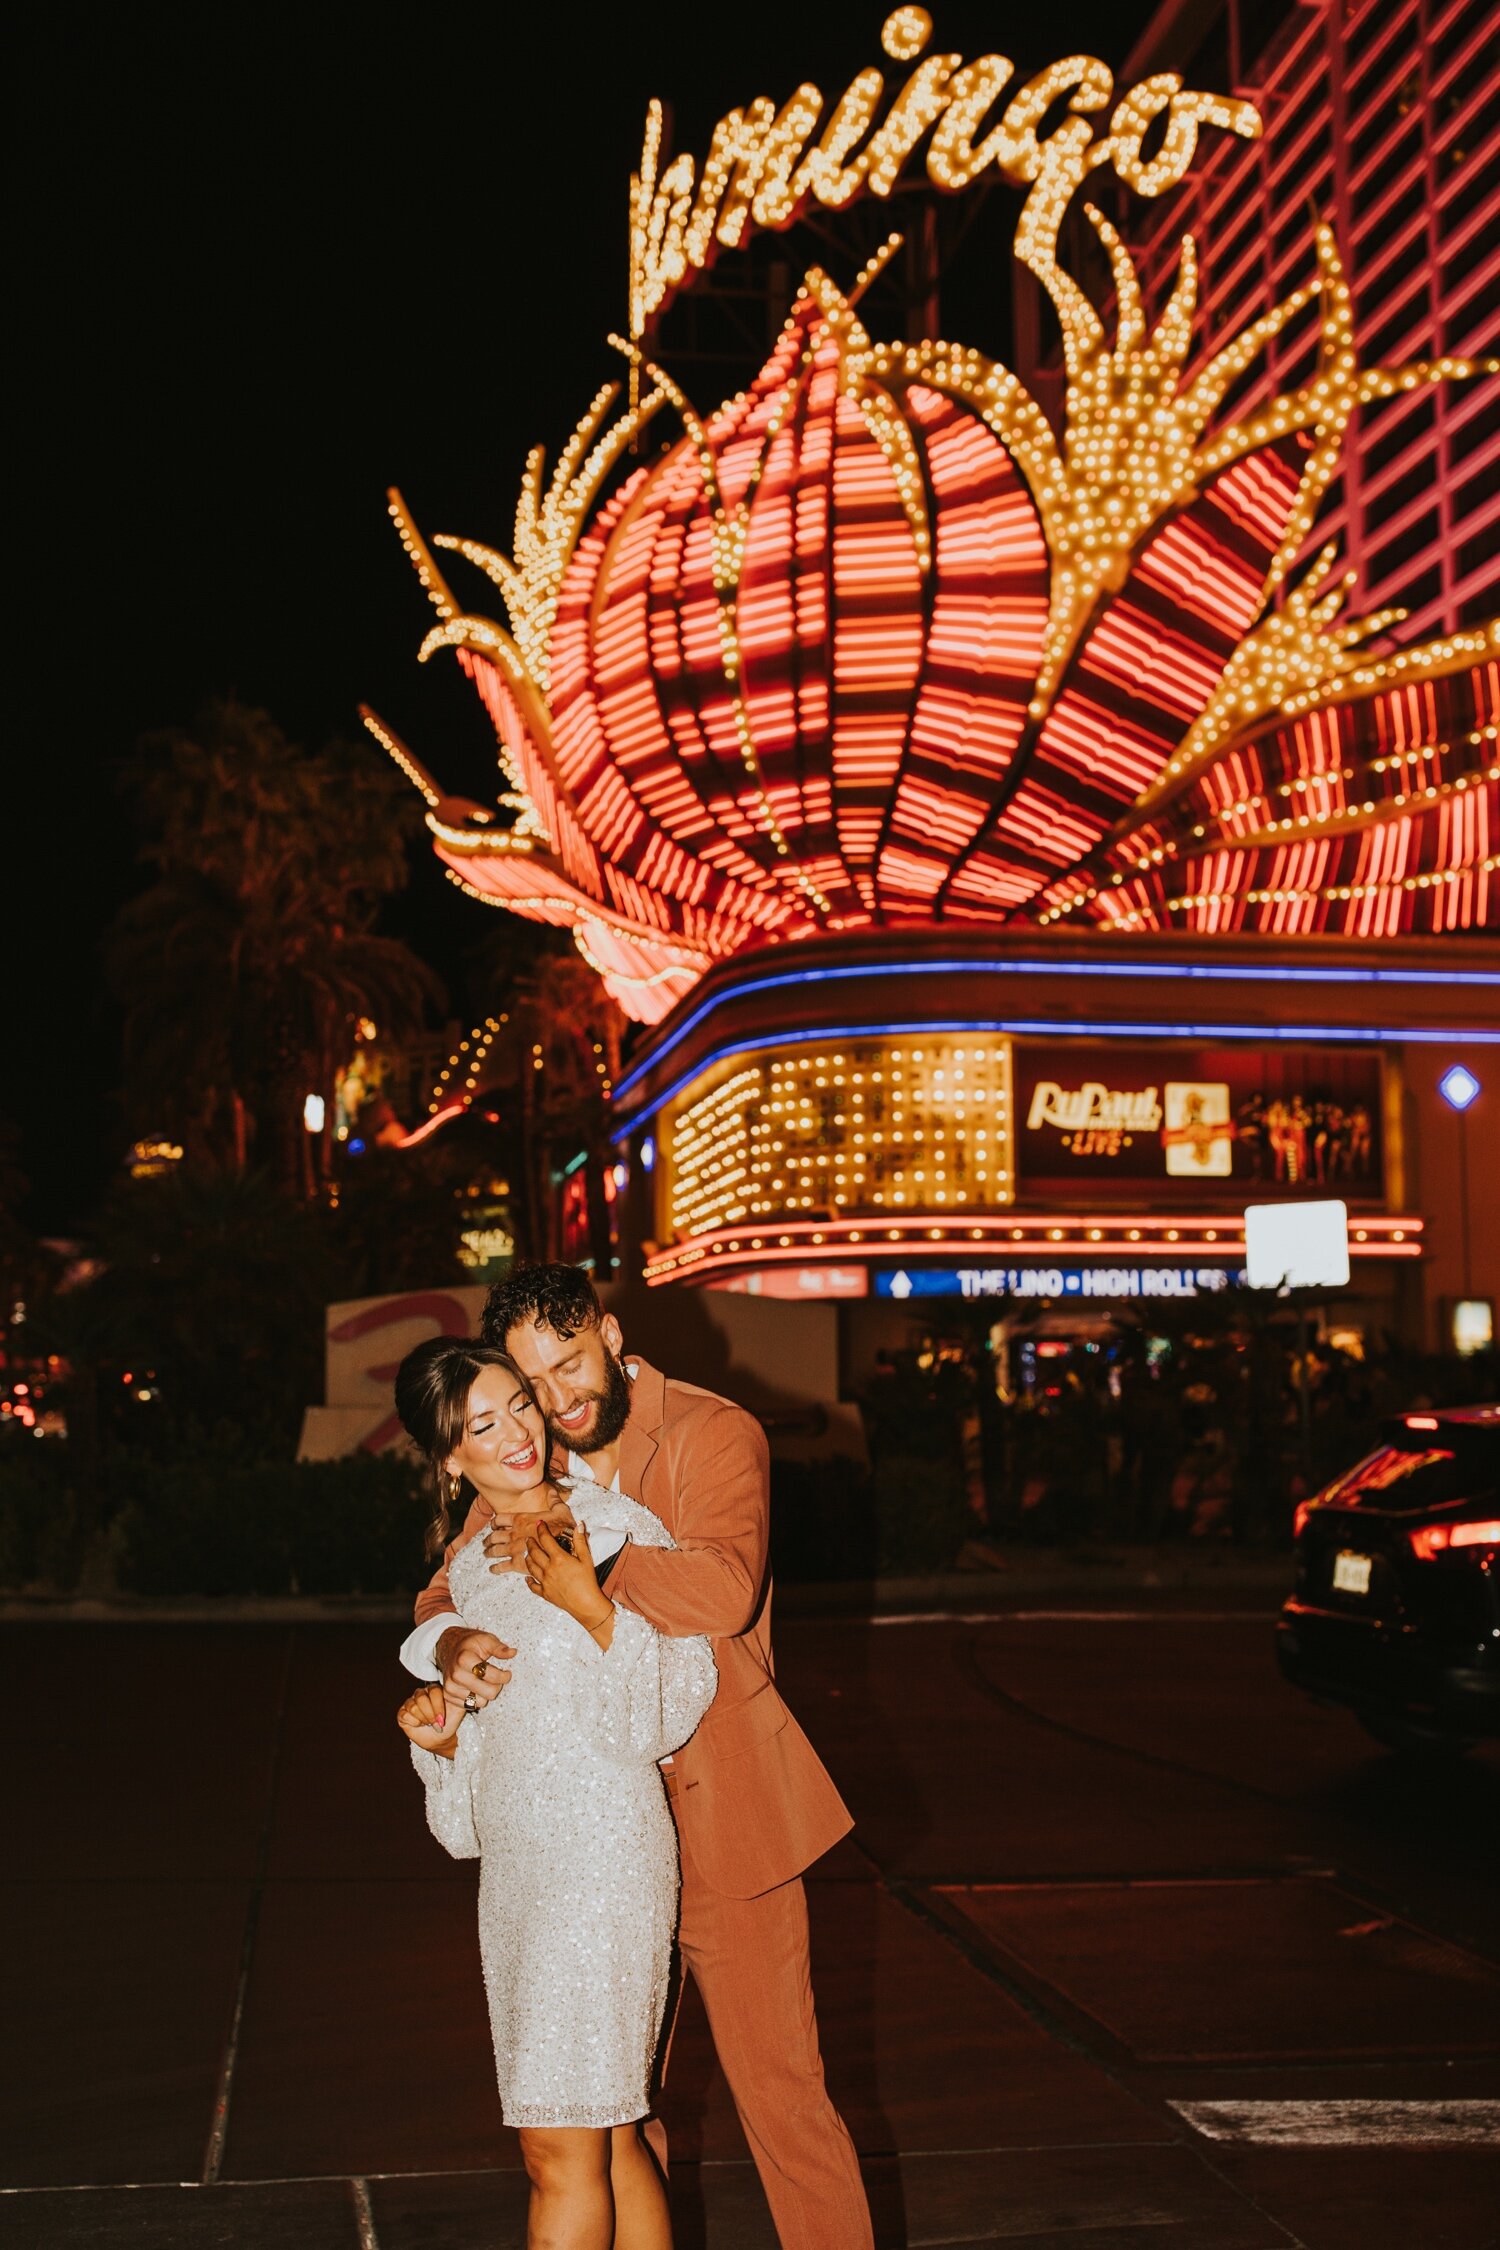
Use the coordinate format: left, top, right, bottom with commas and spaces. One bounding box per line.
107, 699, 444, 1193
453, 933, 626, 1261
515, 951, 624, 1264
56, 1164, 337, 1456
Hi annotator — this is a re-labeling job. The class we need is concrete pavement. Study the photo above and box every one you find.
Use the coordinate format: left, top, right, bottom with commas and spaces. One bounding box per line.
2, 1607, 1496, 2247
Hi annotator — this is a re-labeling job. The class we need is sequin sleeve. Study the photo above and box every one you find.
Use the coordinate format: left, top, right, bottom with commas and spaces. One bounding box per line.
571, 1606, 717, 1766
409, 1720, 481, 1859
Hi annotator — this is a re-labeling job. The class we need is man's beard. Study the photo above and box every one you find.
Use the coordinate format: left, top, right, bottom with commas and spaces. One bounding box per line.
550, 1348, 633, 1456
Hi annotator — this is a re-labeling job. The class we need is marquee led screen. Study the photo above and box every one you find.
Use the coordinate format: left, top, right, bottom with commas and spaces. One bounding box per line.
1014, 1046, 1385, 1198
665, 1035, 1015, 1237
661, 1033, 1388, 1246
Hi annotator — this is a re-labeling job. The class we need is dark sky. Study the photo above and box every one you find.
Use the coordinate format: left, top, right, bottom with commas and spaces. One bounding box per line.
9, 1, 1139, 1230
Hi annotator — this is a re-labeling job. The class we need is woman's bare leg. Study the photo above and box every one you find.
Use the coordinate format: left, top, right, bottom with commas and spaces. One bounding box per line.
610, 2122, 672, 2250
518, 2125, 613, 2250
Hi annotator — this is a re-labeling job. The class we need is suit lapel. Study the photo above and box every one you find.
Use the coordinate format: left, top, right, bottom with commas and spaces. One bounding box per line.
618, 1356, 664, 1515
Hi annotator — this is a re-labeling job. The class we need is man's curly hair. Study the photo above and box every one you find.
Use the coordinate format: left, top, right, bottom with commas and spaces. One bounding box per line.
481, 1262, 604, 1347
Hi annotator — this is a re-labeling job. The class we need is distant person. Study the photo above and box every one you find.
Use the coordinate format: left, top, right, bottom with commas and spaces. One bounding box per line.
401, 1264, 874, 2250
394, 1335, 715, 2249
1124, 1377, 1177, 1542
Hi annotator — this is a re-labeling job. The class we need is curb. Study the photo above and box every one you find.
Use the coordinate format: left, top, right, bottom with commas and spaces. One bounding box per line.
1, 1553, 1292, 1625
778, 1555, 1291, 1615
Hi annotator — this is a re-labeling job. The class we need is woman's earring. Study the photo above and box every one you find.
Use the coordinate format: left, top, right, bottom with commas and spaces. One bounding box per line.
448, 1470, 462, 1505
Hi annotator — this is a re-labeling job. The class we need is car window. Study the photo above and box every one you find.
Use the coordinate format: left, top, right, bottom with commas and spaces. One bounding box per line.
1327, 1444, 1498, 1514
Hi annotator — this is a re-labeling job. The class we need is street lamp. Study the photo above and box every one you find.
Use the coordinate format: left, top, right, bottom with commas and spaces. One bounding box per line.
1438, 1064, 1480, 1301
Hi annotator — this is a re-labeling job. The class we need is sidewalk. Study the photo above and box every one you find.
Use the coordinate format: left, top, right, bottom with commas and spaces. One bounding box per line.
0, 1545, 1293, 1625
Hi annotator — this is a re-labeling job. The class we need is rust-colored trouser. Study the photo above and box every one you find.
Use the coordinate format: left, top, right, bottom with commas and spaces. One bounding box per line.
647, 1787, 873, 2250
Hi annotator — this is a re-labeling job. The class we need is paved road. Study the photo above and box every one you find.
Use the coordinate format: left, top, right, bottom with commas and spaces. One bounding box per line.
3, 1609, 1496, 2247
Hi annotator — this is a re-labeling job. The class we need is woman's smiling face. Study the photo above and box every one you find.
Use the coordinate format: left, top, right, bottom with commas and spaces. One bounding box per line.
445, 1363, 549, 1503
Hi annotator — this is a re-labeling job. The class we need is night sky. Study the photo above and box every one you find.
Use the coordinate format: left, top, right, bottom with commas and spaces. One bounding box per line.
10, 1, 1136, 1230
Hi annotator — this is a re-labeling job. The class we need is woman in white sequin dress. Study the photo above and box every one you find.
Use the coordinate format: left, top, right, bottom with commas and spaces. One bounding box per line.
393, 1338, 715, 2250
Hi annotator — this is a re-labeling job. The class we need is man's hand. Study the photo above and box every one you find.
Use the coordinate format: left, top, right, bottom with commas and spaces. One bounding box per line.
484, 1496, 576, 1575
434, 1627, 515, 1706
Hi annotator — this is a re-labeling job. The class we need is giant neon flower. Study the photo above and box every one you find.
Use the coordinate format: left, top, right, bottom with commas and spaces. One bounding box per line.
368, 214, 1498, 1023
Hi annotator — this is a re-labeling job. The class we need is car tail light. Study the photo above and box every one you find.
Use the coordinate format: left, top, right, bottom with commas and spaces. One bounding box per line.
1409, 1519, 1500, 1560
1293, 1501, 1313, 1539
1405, 1414, 1440, 1430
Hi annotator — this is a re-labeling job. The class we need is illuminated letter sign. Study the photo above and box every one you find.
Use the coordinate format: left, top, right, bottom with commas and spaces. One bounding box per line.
1025, 1081, 1165, 1153
876, 1265, 1238, 1300
629, 9, 1262, 335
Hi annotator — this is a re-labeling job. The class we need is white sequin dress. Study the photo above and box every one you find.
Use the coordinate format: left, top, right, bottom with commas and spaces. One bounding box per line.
410, 1481, 717, 2129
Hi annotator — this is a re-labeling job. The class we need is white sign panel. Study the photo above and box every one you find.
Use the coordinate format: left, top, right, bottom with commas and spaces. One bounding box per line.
299, 1285, 490, 1458
1244, 1200, 1350, 1291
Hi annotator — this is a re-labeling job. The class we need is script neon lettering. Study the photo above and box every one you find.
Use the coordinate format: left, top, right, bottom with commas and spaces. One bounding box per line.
928, 56, 1017, 188
786, 68, 886, 210
628, 13, 1261, 335
1026, 1081, 1164, 1134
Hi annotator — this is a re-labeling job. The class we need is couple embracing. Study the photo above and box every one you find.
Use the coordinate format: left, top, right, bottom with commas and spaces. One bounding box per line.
393, 1262, 874, 2250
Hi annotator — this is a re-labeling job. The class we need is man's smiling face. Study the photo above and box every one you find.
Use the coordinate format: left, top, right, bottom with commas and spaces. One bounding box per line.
504, 1311, 633, 1456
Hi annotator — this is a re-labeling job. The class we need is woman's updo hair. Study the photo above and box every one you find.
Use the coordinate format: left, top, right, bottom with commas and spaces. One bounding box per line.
394, 1336, 543, 1556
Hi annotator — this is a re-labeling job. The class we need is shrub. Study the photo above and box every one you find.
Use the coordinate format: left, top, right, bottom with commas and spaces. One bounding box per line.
770, 1449, 970, 1580
113, 1450, 428, 1597
0, 1447, 88, 1590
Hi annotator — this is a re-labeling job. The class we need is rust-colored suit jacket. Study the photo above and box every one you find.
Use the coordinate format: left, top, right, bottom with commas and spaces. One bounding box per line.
413, 1356, 853, 1897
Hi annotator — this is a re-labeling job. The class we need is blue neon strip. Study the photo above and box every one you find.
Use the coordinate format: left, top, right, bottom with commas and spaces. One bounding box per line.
611, 1014, 1500, 1141
612, 954, 1500, 1107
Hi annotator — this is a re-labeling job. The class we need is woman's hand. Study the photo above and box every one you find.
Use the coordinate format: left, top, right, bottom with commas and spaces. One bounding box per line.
484, 1492, 575, 1574
397, 1684, 465, 1759
524, 1519, 615, 1647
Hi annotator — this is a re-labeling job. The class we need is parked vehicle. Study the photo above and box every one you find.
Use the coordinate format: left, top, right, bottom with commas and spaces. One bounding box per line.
1277, 1406, 1499, 1754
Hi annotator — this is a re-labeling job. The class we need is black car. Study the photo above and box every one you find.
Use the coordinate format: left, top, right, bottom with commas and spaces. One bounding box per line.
1277, 1405, 1499, 1753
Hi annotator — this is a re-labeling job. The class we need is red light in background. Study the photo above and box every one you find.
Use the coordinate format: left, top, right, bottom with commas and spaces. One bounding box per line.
1293, 1501, 1313, 1539
1410, 1520, 1500, 1560
1405, 1414, 1440, 1430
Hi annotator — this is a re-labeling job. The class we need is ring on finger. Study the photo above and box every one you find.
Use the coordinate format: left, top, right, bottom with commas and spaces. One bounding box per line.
463, 1693, 480, 1713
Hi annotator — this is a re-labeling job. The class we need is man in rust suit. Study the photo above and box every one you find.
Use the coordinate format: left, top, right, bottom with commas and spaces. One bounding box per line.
401, 1263, 873, 2250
